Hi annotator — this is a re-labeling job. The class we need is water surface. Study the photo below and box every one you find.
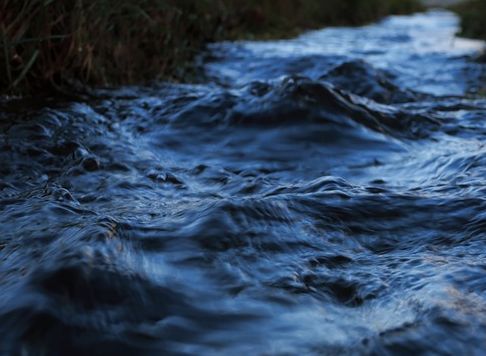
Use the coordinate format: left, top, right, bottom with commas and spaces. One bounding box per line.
1, 10, 485, 355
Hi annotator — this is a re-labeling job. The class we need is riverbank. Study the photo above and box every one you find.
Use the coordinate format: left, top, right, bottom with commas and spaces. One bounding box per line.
0, 0, 422, 96
450, 0, 486, 42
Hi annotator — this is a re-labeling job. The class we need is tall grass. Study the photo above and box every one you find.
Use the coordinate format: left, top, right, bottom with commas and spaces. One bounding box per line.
0, 0, 423, 95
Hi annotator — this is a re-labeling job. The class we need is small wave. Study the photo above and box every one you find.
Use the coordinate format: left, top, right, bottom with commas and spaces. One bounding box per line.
321, 59, 427, 104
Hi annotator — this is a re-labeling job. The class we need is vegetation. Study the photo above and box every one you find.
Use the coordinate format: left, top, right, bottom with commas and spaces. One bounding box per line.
451, 0, 486, 41
0, 0, 423, 95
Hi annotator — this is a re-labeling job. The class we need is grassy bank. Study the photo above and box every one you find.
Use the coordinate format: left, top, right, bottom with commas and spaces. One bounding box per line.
0, 0, 422, 95
451, 0, 486, 41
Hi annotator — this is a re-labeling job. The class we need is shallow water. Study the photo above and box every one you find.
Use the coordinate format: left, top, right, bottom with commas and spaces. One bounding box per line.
1, 10, 485, 355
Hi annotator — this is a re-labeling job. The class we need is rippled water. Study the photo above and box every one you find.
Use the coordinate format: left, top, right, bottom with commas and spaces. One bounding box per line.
1, 10, 485, 355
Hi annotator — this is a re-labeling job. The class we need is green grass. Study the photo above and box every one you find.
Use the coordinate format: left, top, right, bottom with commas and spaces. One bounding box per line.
0, 0, 423, 95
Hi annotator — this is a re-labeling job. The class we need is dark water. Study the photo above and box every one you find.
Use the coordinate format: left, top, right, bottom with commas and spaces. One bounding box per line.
1, 10, 486, 355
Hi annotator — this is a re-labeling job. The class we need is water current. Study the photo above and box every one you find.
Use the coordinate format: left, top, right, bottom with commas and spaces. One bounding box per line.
0, 10, 485, 355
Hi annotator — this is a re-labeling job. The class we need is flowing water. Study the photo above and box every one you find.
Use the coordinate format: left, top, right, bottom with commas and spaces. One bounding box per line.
1, 10, 485, 355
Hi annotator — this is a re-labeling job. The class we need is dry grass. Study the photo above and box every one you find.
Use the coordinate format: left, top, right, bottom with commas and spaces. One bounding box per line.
0, 0, 423, 95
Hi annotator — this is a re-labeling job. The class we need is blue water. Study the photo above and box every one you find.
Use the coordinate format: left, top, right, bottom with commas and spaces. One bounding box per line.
0, 10, 485, 355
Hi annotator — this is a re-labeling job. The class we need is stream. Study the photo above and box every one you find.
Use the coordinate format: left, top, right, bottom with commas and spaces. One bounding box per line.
0, 10, 485, 355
